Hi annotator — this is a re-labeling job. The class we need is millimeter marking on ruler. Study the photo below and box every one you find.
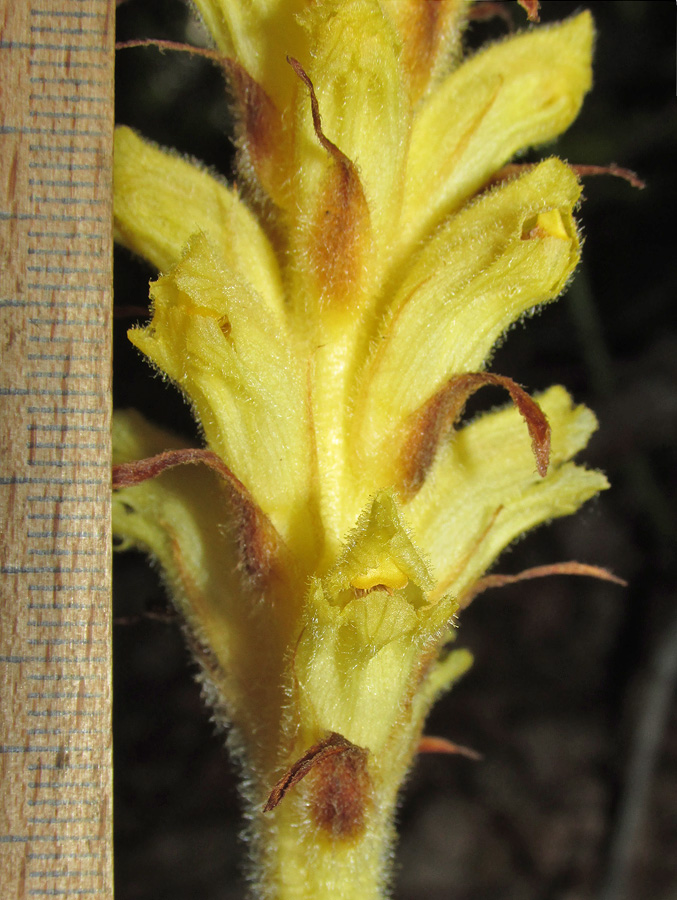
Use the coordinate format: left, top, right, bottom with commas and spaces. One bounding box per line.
0, 1, 113, 898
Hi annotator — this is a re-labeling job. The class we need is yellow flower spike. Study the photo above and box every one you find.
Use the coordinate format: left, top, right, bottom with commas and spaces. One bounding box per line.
112, 2, 628, 897
400, 11, 593, 259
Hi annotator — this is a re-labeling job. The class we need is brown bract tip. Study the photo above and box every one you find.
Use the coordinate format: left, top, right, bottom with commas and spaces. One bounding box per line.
287, 56, 350, 168
460, 561, 627, 610
399, 373, 551, 498
288, 56, 370, 303
517, 0, 540, 22
468, 2, 515, 30
568, 164, 646, 190
418, 735, 483, 761
265, 732, 371, 841
113, 447, 238, 490
486, 162, 646, 192
113, 449, 282, 584
115, 38, 223, 63
223, 59, 285, 200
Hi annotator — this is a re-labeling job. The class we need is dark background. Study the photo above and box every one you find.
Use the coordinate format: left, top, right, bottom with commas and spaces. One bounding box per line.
113, 2, 677, 898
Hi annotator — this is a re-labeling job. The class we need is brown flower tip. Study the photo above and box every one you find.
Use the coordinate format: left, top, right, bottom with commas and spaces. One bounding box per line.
265, 731, 371, 841
113, 449, 282, 584
399, 373, 551, 498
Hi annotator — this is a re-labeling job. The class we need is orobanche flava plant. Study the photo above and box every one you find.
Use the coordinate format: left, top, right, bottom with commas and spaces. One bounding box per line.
113, 1, 626, 897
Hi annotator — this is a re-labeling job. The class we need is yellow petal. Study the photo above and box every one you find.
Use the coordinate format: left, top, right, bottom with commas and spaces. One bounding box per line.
400, 11, 593, 258
290, 490, 460, 751
354, 158, 581, 463
295, 580, 423, 752
404, 385, 609, 598
113, 126, 284, 313
128, 234, 313, 547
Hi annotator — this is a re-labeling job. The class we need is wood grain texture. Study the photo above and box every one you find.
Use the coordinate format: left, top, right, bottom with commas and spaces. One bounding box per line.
0, 1, 113, 897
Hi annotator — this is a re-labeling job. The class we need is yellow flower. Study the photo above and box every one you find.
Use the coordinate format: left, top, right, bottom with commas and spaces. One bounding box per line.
113, 3, 616, 897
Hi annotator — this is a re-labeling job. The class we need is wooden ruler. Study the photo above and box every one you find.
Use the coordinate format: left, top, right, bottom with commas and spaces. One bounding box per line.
0, 1, 114, 898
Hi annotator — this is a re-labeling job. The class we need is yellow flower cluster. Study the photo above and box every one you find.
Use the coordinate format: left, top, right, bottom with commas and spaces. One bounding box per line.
113, 3, 611, 897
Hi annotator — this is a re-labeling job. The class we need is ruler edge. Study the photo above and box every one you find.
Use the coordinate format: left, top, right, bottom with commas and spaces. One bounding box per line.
0, 0, 115, 897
